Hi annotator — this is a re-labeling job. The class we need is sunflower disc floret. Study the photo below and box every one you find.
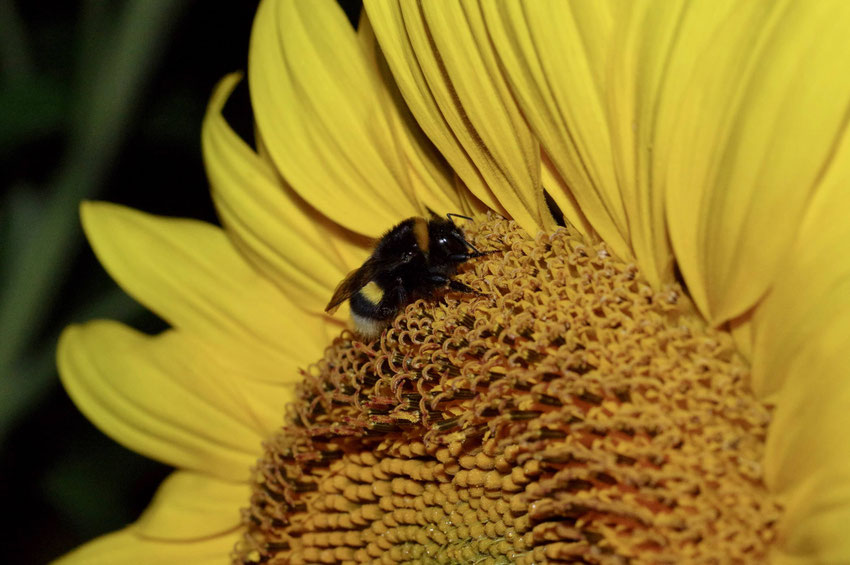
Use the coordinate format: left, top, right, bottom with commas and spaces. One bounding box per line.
236, 216, 782, 564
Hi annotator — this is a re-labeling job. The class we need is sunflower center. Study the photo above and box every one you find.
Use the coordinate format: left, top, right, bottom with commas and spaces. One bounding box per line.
236, 216, 782, 564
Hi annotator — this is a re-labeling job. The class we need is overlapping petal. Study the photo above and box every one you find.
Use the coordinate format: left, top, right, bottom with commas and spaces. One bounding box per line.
365, 0, 558, 233
660, 1, 850, 323
58, 321, 279, 481
480, 1, 632, 262
80, 201, 326, 378
752, 131, 850, 399
416, 1, 554, 232
765, 342, 850, 563
603, 2, 686, 288
746, 127, 850, 560
356, 14, 469, 216
249, 0, 418, 237
204, 72, 368, 312
763, 316, 850, 563
365, 1, 504, 219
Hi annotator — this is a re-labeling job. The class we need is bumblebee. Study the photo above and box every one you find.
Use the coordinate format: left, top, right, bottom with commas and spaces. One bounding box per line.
325, 213, 489, 339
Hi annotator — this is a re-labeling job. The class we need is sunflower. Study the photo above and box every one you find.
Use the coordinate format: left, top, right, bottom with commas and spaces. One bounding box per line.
56, 0, 850, 563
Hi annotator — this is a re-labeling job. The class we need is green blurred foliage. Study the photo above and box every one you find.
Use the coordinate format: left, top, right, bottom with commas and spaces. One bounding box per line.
0, 1, 261, 562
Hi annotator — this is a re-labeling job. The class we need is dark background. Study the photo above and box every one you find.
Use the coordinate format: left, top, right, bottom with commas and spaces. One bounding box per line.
0, 1, 359, 562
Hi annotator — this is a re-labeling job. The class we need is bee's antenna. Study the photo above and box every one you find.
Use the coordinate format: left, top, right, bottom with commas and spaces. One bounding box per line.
446, 212, 473, 224
424, 206, 441, 219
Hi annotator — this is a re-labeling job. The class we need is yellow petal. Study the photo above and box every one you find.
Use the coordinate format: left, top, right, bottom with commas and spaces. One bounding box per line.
80, 201, 326, 377
726, 309, 755, 362
53, 526, 239, 565
413, 0, 554, 233
604, 2, 685, 288
252, 127, 369, 272
58, 321, 269, 481
540, 152, 593, 239
357, 12, 466, 216
752, 133, 850, 395
453, 175, 491, 218
480, 0, 632, 261
203, 73, 369, 311
748, 116, 850, 561
135, 471, 246, 539
762, 327, 850, 563
364, 0, 507, 219
660, 0, 741, 317
248, 0, 417, 237
752, 133, 850, 397
662, 0, 850, 323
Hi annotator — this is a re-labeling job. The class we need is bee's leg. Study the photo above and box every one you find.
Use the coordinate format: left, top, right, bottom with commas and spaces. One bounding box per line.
427, 273, 449, 287
429, 274, 484, 296
449, 250, 497, 262
448, 280, 484, 296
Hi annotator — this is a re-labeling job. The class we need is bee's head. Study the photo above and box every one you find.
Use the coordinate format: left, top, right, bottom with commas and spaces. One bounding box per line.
427, 218, 472, 266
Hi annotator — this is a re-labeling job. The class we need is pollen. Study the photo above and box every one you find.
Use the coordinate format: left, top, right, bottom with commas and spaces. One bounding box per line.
235, 215, 782, 564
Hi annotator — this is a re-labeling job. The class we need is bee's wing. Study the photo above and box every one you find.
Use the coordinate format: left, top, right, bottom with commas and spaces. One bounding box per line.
324, 258, 383, 314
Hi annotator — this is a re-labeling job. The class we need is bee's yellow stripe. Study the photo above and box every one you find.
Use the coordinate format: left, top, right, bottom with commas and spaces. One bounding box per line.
361, 281, 384, 304
413, 217, 430, 255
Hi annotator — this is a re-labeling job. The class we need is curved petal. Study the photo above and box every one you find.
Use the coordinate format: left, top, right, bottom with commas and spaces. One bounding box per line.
762, 325, 850, 563
453, 175, 491, 218
657, 0, 739, 315
727, 309, 755, 362
356, 13, 465, 215
480, 0, 632, 261
364, 0, 508, 219
252, 127, 370, 273
414, 1, 554, 233
661, 0, 850, 322
58, 321, 276, 481
751, 135, 850, 397
53, 526, 239, 565
203, 73, 369, 311
80, 201, 326, 377
749, 120, 850, 561
135, 471, 247, 540
603, 2, 685, 288
249, 0, 417, 237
